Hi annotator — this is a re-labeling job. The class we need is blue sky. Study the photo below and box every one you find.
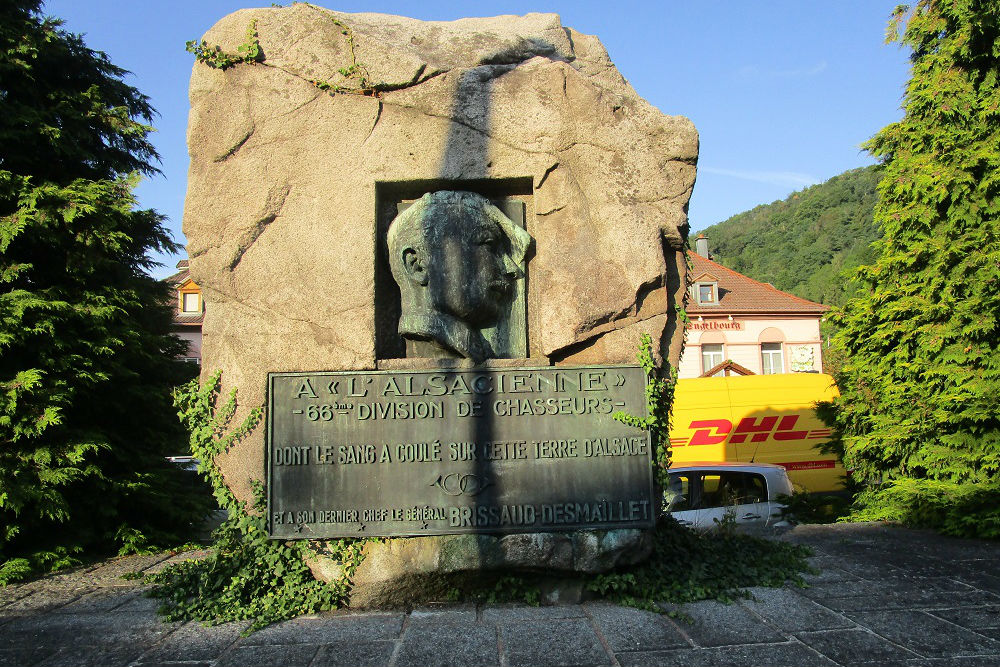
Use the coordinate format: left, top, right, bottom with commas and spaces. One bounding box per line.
44, 0, 910, 278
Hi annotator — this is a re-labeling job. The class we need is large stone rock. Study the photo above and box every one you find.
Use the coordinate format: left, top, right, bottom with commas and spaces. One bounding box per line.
183, 5, 696, 599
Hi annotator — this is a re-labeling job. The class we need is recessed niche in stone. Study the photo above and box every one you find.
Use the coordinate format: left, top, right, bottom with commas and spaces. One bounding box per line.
374, 178, 533, 361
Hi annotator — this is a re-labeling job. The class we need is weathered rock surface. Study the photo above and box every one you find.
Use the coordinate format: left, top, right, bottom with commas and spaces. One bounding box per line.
183, 5, 696, 596
309, 529, 653, 608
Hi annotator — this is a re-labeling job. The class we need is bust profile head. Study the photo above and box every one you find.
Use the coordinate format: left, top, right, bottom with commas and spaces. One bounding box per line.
386, 190, 532, 362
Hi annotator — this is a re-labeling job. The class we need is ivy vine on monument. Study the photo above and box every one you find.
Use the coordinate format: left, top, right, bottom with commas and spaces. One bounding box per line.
145, 373, 368, 634
613, 333, 675, 490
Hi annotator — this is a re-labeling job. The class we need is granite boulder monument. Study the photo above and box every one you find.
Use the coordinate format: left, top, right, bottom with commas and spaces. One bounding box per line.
183, 4, 698, 606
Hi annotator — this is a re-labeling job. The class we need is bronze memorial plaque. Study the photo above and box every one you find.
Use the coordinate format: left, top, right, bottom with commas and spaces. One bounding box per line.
267, 365, 654, 538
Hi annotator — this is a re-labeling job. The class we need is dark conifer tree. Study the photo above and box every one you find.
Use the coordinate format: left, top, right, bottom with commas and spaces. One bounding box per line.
0, 0, 207, 580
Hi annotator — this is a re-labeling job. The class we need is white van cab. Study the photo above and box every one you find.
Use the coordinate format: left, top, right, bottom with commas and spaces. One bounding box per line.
666, 462, 794, 529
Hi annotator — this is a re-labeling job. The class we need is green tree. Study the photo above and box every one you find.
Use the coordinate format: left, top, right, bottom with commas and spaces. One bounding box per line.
1, 0, 208, 581
696, 166, 882, 310
827, 0, 1000, 537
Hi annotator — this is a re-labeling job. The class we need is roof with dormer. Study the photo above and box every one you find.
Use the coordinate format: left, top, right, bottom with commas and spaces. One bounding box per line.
164, 260, 203, 326
164, 259, 190, 287
686, 251, 828, 315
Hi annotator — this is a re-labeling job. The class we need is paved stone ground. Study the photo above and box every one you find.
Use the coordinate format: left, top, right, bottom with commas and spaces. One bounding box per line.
1, 522, 998, 667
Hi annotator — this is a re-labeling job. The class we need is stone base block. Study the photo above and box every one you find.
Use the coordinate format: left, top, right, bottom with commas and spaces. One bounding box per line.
306, 529, 652, 608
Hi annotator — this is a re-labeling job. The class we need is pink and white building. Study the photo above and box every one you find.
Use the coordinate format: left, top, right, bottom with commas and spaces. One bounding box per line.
678, 236, 828, 379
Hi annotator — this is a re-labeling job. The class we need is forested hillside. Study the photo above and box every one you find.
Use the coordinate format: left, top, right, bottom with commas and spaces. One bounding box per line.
696, 166, 881, 307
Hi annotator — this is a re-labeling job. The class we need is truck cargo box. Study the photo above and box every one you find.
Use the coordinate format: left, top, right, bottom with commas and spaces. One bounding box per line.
668, 373, 844, 493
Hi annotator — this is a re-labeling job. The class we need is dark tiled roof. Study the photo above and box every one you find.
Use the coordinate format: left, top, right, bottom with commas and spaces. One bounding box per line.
687, 251, 828, 315
173, 312, 204, 325
164, 270, 190, 286
164, 260, 192, 286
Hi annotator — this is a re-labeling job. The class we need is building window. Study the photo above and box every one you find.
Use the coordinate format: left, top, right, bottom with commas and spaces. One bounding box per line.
696, 283, 717, 305
182, 292, 200, 313
761, 342, 783, 375
701, 343, 724, 374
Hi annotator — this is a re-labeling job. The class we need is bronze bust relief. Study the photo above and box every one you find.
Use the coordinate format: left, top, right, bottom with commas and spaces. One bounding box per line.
387, 190, 532, 362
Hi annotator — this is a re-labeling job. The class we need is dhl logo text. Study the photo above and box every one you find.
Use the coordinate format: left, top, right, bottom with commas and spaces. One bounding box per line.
669, 414, 832, 447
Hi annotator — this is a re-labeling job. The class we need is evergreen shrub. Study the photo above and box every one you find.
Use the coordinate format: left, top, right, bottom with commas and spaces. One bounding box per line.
829, 0, 1000, 538
0, 1, 209, 583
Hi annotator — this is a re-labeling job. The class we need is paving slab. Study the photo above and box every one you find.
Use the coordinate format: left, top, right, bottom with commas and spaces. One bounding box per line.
739, 587, 853, 633
783, 524, 998, 568
311, 640, 397, 667
0, 587, 90, 616
0, 645, 57, 667
83, 553, 173, 584
217, 642, 319, 667
829, 560, 910, 579
799, 557, 861, 585
36, 641, 147, 667
584, 603, 689, 652
51, 588, 144, 614
845, 609, 1000, 658
882, 556, 970, 578
142, 549, 213, 575
954, 554, 1000, 567
480, 603, 586, 623
780, 522, 897, 544
796, 628, 922, 666
976, 628, 1000, 641
407, 604, 478, 626
658, 600, 786, 647
0, 583, 36, 609
953, 571, 1000, 595
112, 590, 162, 614
394, 623, 498, 667
905, 657, 1000, 667
499, 618, 611, 667
239, 612, 405, 645
822, 590, 999, 612
137, 619, 249, 663
0, 610, 179, 649
801, 577, 973, 599
616, 641, 837, 667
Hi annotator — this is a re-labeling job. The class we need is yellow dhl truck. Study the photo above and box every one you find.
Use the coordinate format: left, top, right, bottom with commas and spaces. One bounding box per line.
668, 373, 845, 493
